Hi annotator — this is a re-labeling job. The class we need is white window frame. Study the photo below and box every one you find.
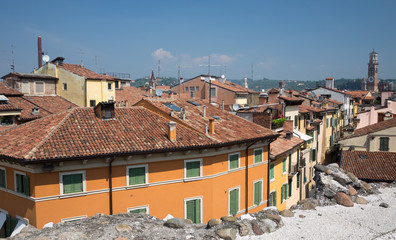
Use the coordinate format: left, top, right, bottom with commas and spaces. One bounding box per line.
184, 196, 203, 224
61, 215, 87, 223
228, 152, 240, 170
14, 170, 26, 193
126, 164, 148, 187
253, 179, 263, 206
184, 159, 203, 179
228, 186, 240, 216
59, 170, 87, 195
107, 82, 113, 91
34, 81, 44, 94
253, 148, 263, 163
0, 166, 6, 189
127, 205, 149, 214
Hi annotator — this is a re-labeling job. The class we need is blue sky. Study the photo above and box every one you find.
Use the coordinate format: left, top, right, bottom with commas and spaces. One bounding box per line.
1, 1, 395, 81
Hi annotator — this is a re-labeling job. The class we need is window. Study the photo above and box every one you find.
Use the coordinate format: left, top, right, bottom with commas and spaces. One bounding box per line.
22, 81, 29, 93
128, 206, 149, 214
115, 81, 119, 89
190, 86, 195, 92
288, 154, 292, 172
253, 180, 263, 205
35, 81, 44, 93
185, 87, 188, 92
281, 183, 288, 202
229, 187, 239, 216
14, 172, 29, 196
254, 149, 263, 163
282, 158, 286, 173
184, 159, 202, 178
294, 115, 298, 127
297, 149, 300, 166
196, 86, 199, 91
60, 171, 85, 194
185, 197, 202, 224
297, 172, 300, 188
0, 167, 6, 189
210, 88, 216, 97
288, 179, 292, 197
108, 82, 112, 90
270, 164, 275, 180
379, 137, 389, 151
269, 191, 277, 207
229, 153, 239, 170
318, 125, 320, 135
326, 118, 329, 128
127, 165, 148, 186
63, 83, 67, 90
311, 149, 316, 161
90, 100, 96, 107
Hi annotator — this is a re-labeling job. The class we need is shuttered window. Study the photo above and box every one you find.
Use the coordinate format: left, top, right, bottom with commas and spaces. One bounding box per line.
270, 164, 275, 180
130, 208, 147, 214
22, 81, 29, 93
229, 153, 239, 170
129, 166, 146, 185
186, 199, 201, 223
0, 168, 6, 188
229, 188, 239, 216
269, 191, 277, 207
288, 154, 292, 172
15, 173, 29, 196
288, 179, 292, 197
282, 158, 286, 173
281, 183, 288, 202
379, 137, 389, 151
297, 173, 300, 188
35, 81, 44, 93
186, 160, 201, 178
254, 149, 263, 163
63, 173, 83, 194
294, 115, 298, 127
254, 181, 262, 205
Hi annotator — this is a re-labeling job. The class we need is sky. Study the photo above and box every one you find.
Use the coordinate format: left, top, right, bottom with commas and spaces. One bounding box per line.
0, 1, 395, 81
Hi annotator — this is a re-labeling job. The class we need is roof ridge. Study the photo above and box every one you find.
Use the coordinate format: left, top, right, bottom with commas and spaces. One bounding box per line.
24, 109, 75, 160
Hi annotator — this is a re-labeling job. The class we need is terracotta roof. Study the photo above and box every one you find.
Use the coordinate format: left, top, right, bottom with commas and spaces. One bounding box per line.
268, 88, 280, 94
135, 99, 278, 143
317, 87, 351, 95
238, 103, 282, 113
346, 91, 369, 98
211, 80, 258, 94
0, 107, 219, 161
352, 118, 396, 137
0, 102, 22, 112
270, 135, 304, 158
156, 86, 171, 90
298, 105, 325, 114
0, 82, 23, 96
2, 72, 58, 80
280, 96, 304, 105
115, 86, 147, 106
327, 99, 343, 105
57, 63, 116, 80
325, 77, 334, 80
342, 151, 396, 181
363, 96, 375, 100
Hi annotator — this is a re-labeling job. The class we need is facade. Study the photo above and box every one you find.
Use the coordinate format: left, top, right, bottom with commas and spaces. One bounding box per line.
33, 57, 117, 107
0, 100, 278, 234
2, 72, 58, 96
355, 101, 396, 129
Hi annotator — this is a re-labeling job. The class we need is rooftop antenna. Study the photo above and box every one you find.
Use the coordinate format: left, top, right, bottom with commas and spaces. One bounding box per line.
158, 60, 160, 80
78, 49, 86, 66
94, 56, 98, 73
251, 64, 254, 81
11, 44, 15, 72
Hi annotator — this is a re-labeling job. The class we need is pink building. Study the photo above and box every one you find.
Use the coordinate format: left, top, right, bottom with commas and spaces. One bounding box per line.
356, 100, 396, 129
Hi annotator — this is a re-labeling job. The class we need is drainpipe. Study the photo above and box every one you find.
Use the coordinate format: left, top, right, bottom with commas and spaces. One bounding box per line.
245, 141, 256, 214
108, 157, 114, 215
267, 137, 277, 207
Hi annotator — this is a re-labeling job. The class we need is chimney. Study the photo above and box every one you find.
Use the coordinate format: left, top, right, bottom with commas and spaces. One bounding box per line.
31, 106, 40, 116
168, 121, 177, 141
285, 130, 293, 139
325, 77, 335, 89
180, 108, 186, 120
51, 57, 65, 66
170, 110, 174, 117
209, 119, 215, 134
94, 101, 115, 120
38, 36, 43, 68
203, 105, 206, 117
222, 100, 224, 110
243, 77, 248, 88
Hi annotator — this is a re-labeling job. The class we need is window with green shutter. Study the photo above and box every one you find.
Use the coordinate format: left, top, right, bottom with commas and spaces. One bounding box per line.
186, 199, 201, 223
254, 181, 262, 205
130, 208, 147, 214
288, 179, 292, 197
15, 173, 29, 196
294, 115, 298, 127
297, 173, 300, 188
288, 154, 291, 172
282, 158, 286, 173
229, 153, 239, 170
281, 185, 284, 202
129, 166, 146, 185
254, 149, 263, 163
229, 188, 239, 216
270, 164, 275, 180
379, 137, 389, 151
0, 168, 5, 188
186, 160, 201, 178
63, 173, 83, 194
297, 149, 300, 166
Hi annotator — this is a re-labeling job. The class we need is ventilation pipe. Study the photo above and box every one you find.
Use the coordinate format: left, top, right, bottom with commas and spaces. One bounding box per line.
203, 105, 206, 117
209, 119, 215, 134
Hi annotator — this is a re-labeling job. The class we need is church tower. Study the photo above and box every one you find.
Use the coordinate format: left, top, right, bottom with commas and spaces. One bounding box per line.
367, 50, 379, 92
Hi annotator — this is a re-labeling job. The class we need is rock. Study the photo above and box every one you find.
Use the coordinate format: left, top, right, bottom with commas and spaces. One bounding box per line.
207, 219, 222, 228
184, 218, 193, 224
20, 224, 39, 233
346, 172, 357, 182
114, 238, 129, 240
251, 221, 264, 235
327, 163, 340, 169
220, 216, 237, 222
237, 223, 249, 236
262, 219, 277, 232
289, 204, 298, 210
355, 196, 368, 205
362, 181, 371, 191
349, 186, 357, 196
164, 218, 185, 229
314, 164, 329, 173
301, 202, 316, 210
334, 192, 354, 207
280, 209, 294, 217
240, 214, 255, 220
216, 228, 237, 240
267, 214, 281, 223
299, 215, 305, 218
334, 176, 349, 186
58, 231, 87, 240
115, 224, 132, 232
323, 186, 337, 198
380, 202, 389, 208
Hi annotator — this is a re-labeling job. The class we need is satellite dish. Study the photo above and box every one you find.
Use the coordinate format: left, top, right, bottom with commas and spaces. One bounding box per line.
221, 74, 225, 79
155, 89, 163, 97
232, 104, 240, 111
42, 55, 50, 63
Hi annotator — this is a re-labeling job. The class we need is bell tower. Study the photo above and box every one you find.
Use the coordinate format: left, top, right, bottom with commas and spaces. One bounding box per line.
367, 50, 379, 91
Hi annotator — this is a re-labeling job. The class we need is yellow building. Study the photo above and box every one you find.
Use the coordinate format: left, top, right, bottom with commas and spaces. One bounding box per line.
34, 57, 117, 107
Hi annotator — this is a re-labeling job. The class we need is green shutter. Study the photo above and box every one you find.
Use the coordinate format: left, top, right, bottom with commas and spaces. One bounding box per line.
288, 154, 291, 172
63, 175, 72, 194
130, 208, 147, 214
270, 164, 274, 179
288, 179, 292, 197
282, 158, 286, 172
254, 181, 262, 205
0, 169, 5, 188
297, 173, 300, 188
186, 199, 201, 223
294, 115, 298, 127
230, 189, 238, 216
229, 154, 239, 169
196, 199, 201, 223
274, 191, 277, 207
186, 161, 200, 178
130, 167, 146, 185
5, 214, 11, 237
23, 175, 30, 196
297, 149, 300, 165
281, 185, 284, 202
63, 174, 83, 194
254, 150, 262, 163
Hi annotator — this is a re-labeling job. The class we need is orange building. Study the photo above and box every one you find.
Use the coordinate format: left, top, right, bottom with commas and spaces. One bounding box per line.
0, 100, 277, 235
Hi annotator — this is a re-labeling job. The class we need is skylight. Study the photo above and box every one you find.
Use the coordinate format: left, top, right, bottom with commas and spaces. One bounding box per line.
187, 100, 201, 106
163, 103, 181, 112
211, 116, 220, 120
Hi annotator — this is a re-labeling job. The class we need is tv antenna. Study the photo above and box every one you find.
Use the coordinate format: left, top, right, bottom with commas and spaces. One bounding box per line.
11, 44, 15, 72
251, 64, 254, 81
77, 49, 86, 66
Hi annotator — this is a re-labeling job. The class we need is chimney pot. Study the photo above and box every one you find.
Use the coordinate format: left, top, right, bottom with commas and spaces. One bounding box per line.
209, 119, 215, 134
168, 121, 177, 141
203, 105, 206, 117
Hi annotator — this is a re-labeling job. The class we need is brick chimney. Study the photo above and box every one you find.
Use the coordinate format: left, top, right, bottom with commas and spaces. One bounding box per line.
168, 121, 177, 141
209, 119, 215, 134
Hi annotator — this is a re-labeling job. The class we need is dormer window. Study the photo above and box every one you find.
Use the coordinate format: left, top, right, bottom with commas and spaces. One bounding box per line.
94, 101, 115, 120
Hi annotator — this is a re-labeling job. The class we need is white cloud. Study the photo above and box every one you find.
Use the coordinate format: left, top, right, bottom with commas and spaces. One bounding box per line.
211, 54, 235, 64
257, 58, 276, 70
152, 48, 175, 60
